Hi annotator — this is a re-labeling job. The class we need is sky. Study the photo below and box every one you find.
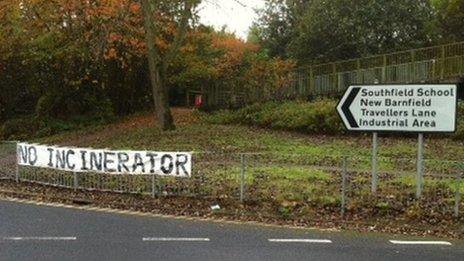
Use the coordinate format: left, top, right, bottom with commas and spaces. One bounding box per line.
198, 0, 266, 39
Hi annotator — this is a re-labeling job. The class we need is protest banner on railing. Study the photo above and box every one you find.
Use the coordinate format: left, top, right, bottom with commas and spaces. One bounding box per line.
17, 143, 192, 177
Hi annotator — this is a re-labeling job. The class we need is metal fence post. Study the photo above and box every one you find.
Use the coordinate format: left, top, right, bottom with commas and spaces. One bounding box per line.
240, 153, 246, 203
455, 173, 462, 218
152, 174, 156, 198
410, 50, 416, 83
309, 67, 314, 96
381, 55, 387, 83
15, 164, 19, 182
356, 59, 362, 83
14, 141, 20, 182
341, 156, 347, 217
73, 172, 78, 191
440, 45, 445, 80
432, 59, 436, 79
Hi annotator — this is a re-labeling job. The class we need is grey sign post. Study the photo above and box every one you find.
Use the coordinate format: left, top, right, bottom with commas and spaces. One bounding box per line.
372, 132, 378, 194
337, 84, 458, 198
416, 133, 424, 198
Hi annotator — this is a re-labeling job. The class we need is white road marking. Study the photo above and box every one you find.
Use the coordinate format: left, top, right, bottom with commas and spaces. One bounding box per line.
3, 237, 77, 241
268, 239, 332, 243
143, 237, 210, 242
389, 240, 452, 246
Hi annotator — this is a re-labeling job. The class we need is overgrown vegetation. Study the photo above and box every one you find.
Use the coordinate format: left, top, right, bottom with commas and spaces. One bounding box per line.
205, 99, 344, 135
205, 100, 464, 139
0, 114, 115, 140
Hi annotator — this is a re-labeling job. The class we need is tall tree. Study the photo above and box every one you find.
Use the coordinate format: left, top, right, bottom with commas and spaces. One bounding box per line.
253, 0, 309, 58
288, 0, 436, 63
141, 0, 199, 131
433, 0, 464, 41
256, 0, 436, 64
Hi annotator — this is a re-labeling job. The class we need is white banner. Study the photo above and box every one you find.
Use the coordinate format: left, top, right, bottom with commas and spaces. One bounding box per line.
17, 143, 192, 177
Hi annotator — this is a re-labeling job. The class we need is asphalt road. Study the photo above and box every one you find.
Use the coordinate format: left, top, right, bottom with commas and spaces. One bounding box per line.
0, 199, 463, 261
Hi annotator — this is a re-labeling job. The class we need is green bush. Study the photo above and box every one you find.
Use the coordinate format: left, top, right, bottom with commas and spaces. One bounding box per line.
454, 122, 464, 140
207, 100, 464, 139
0, 90, 116, 140
454, 102, 464, 140
1, 111, 116, 140
204, 99, 344, 135
0, 116, 41, 140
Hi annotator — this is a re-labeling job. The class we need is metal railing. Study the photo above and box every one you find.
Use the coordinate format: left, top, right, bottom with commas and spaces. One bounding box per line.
284, 41, 464, 98
0, 141, 462, 219
202, 42, 464, 107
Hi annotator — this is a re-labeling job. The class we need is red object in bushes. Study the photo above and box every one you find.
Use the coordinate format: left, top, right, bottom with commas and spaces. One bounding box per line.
194, 95, 203, 108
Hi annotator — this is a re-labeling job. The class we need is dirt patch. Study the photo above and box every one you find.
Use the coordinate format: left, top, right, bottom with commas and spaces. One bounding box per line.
55, 108, 199, 146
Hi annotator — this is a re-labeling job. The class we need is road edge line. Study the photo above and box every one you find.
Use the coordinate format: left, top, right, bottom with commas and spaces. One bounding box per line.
268, 239, 332, 243
0, 196, 340, 233
389, 240, 452, 246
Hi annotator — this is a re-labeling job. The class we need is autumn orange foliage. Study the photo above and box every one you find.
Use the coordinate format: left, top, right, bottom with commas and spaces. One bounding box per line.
0, 0, 295, 124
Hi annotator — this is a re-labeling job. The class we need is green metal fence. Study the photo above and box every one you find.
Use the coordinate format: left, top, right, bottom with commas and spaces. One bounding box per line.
203, 41, 464, 107
285, 41, 464, 98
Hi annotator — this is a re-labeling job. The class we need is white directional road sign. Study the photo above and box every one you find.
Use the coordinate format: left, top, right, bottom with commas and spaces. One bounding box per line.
337, 84, 458, 133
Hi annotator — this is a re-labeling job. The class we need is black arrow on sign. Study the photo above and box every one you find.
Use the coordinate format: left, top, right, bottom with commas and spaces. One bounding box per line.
342, 87, 360, 128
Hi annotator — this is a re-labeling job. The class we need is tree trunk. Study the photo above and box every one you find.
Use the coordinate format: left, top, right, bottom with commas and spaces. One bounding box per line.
141, 0, 175, 131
